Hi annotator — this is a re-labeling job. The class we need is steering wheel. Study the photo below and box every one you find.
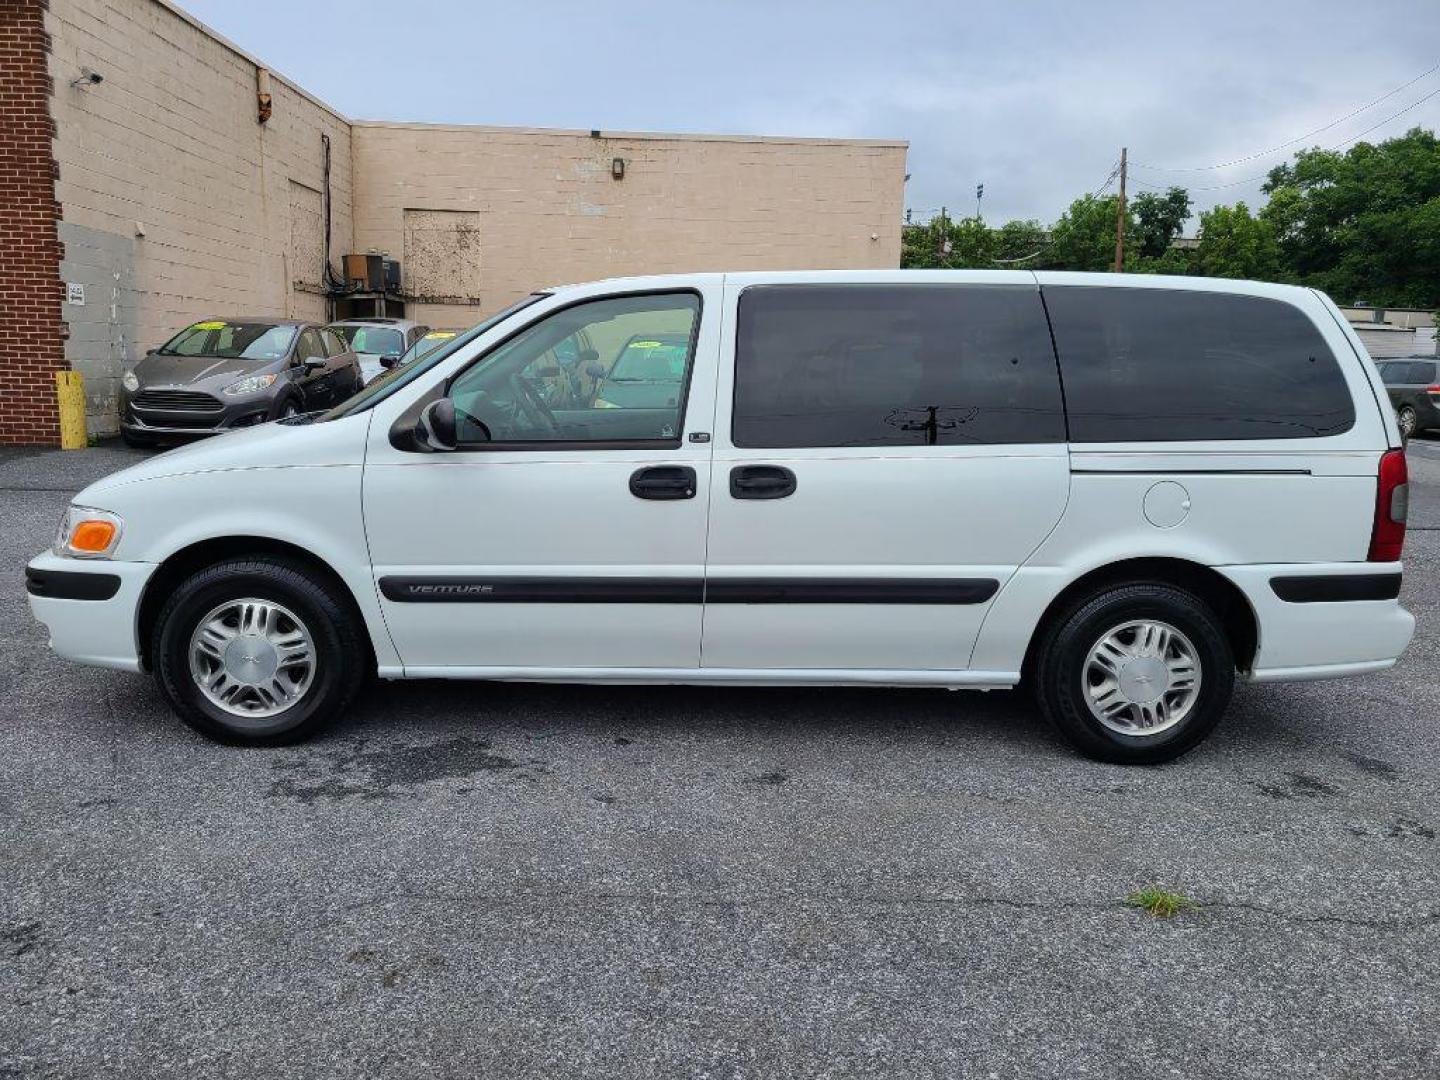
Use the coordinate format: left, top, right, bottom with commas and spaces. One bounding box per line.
512, 373, 560, 433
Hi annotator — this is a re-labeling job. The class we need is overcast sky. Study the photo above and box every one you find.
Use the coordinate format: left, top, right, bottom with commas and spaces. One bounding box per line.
184, 0, 1440, 229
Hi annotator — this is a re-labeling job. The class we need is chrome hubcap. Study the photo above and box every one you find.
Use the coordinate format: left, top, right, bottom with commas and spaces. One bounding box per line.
1083, 619, 1201, 735
188, 599, 315, 719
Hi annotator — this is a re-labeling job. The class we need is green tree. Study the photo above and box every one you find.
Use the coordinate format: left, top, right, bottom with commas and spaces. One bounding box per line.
1045, 194, 1131, 272
1130, 246, 1193, 276
1131, 186, 1192, 258
901, 214, 1000, 269
1260, 127, 1440, 306
1193, 202, 1282, 281
993, 219, 1047, 264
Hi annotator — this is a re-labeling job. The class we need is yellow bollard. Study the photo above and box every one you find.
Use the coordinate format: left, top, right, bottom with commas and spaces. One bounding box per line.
55, 370, 88, 450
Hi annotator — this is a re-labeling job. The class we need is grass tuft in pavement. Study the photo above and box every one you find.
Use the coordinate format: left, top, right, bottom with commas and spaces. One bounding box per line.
1125, 885, 1196, 919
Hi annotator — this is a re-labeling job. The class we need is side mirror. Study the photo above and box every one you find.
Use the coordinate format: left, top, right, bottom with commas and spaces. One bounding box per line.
585, 362, 606, 380
302, 357, 325, 373
415, 398, 459, 451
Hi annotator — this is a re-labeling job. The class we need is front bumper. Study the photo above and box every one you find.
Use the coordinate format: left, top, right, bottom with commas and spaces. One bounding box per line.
26, 552, 154, 672
1220, 562, 1415, 682
121, 393, 275, 438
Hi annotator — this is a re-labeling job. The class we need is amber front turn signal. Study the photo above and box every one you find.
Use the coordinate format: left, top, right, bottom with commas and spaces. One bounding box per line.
54, 506, 124, 559
70, 520, 118, 553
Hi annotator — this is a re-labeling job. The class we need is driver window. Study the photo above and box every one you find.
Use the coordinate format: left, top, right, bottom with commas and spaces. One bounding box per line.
297, 329, 325, 363
448, 292, 699, 445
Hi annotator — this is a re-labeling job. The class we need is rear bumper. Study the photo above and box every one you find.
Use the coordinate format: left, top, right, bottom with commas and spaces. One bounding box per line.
1220, 562, 1415, 681
25, 552, 152, 672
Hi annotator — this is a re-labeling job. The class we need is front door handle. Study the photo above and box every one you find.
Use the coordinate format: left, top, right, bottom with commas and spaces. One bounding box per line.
730, 465, 797, 500
629, 465, 696, 501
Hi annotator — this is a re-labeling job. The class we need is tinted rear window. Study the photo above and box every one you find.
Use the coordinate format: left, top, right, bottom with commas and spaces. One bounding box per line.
1044, 287, 1354, 442
733, 285, 1065, 448
1406, 360, 1437, 384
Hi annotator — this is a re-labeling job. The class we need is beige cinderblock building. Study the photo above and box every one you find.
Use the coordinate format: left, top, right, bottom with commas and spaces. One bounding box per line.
1, 0, 906, 442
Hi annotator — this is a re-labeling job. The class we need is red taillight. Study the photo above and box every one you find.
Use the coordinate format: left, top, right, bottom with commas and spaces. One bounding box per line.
1368, 448, 1408, 562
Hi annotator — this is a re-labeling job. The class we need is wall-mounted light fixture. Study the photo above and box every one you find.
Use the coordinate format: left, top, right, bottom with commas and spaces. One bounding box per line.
612, 157, 625, 180
69, 66, 103, 89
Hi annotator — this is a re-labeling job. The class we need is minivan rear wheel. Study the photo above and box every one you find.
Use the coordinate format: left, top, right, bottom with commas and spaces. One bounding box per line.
1031, 583, 1234, 764
152, 556, 366, 745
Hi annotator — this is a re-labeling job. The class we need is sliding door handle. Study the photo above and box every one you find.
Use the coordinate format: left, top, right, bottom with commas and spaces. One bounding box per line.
730, 465, 796, 500
629, 465, 696, 500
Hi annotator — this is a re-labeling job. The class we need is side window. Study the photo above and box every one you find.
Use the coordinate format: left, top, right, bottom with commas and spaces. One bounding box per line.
448, 292, 700, 445
1410, 361, 1437, 385
732, 285, 1064, 448
322, 330, 346, 357
1046, 287, 1355, 442
296, 329, 325, 362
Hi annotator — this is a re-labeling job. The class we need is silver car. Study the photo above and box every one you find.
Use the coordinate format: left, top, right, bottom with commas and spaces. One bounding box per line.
326, 318, 429, 384
119, 318, 361, 448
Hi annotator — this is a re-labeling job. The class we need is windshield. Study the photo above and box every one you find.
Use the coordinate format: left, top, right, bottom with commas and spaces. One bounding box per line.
332, 325, 404, 357
157, 321, 297, 360
319, 295, 549, 420
604, 334, 691, 383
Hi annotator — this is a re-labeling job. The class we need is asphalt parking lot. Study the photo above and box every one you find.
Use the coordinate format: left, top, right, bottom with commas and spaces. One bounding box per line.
3, 440, 1439, 1079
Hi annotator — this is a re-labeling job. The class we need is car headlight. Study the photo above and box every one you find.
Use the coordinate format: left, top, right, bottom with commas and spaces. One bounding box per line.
222, 373, 278, 396
121, 371, 139, 393
54, 505, 124, 559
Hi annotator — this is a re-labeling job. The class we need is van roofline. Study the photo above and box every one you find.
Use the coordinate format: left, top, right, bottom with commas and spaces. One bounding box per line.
542, 269, 1322, 302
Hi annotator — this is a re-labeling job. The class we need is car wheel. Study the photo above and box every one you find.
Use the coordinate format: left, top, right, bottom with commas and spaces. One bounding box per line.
1031, 583, 1235, 765
1397, 405, 1417, 441
277, 398, 302, 421
151, 557, 367, 745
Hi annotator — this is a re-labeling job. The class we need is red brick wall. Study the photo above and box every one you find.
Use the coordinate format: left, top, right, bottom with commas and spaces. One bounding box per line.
0, 0, 65, 446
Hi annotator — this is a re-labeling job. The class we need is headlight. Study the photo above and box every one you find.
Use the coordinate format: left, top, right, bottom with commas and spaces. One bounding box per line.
222, 373, 278, 396
121, 371, 139, 393
54, 506, 124, 559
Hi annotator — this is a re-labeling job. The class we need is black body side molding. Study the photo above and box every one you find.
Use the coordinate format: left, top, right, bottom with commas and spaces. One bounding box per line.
378, 576, 1001, 605
1270, 573, 1402, 603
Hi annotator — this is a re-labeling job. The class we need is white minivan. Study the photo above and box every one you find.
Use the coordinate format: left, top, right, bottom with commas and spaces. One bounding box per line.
27, 271, 1415, 763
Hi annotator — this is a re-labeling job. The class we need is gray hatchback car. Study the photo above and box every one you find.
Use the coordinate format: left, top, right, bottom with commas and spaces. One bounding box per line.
120, 318, 361, 447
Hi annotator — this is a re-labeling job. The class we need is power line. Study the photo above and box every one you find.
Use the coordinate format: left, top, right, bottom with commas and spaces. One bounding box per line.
1132, 82, 1440, 194
1132, 58, 1440, 172
993, 159, 1122, 265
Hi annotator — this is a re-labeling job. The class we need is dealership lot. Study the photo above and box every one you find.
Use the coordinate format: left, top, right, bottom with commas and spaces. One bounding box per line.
3, 443, 1439, 1078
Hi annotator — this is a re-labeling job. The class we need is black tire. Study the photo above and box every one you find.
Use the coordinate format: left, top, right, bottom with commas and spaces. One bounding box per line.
151, 556, 367, 746
275, 397, 303, 421
1398, 405, 1417, 442
1031, 583, 1235, 765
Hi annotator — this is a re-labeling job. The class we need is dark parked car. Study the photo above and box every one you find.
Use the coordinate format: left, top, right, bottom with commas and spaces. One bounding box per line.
1377, 356, 1440, 439
591, 332, 691, 410
120, 318, 361, 447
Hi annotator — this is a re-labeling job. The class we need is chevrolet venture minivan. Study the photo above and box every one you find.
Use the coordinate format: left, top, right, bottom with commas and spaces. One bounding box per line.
27, 271, 1415, 763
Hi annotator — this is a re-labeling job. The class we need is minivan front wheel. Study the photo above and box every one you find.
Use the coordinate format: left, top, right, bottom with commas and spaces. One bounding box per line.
152, 557, 366, 745
1032, 583, 1235, 764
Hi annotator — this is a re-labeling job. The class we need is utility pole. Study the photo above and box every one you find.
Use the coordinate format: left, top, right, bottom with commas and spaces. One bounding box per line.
975, 182, 984, 221
1113, 147, 1127, 273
